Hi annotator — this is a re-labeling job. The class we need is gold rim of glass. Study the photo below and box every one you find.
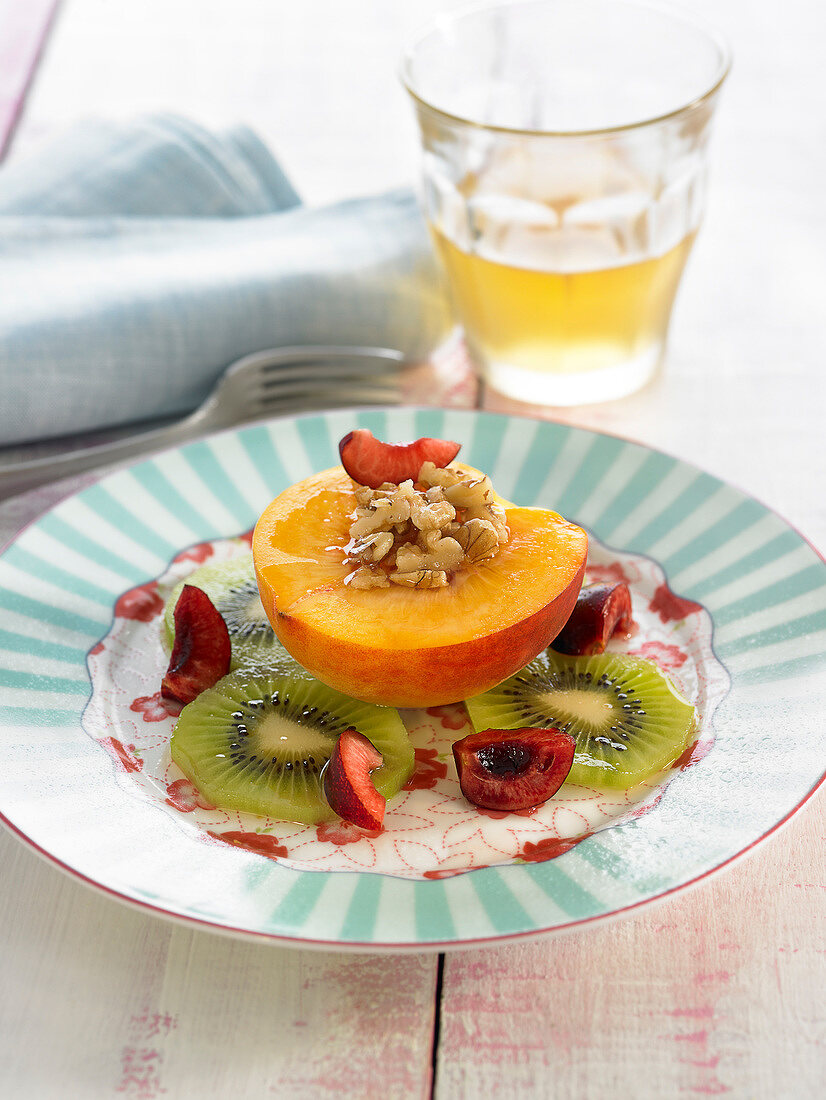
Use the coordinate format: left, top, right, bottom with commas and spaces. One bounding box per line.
401, 0, 732, 138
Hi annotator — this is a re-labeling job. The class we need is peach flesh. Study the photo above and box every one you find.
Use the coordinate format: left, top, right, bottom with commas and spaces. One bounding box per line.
253, 466, 588, 708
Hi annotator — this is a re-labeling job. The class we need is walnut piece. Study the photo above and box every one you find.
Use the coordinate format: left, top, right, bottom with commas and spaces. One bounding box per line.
410, 496, 456, 533
346, 565, 391, 589
345, 461, 510, 588
390, 569, 449, 589
455, 518, 500, 563
351, 530, 394, 563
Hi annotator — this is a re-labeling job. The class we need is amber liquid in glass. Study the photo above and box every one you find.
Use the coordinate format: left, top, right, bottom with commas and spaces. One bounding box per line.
433, 225, 695, 403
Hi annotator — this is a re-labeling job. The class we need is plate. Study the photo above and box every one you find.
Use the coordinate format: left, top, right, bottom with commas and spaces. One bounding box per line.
1, 407, 825, 950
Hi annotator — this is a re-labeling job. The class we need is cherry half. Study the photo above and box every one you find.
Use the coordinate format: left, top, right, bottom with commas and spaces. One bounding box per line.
552, 582, 633, 656
161, 585, 232, 705
452, 727, 576, 811
324, 728, 386, 830
338, 429, 461, 488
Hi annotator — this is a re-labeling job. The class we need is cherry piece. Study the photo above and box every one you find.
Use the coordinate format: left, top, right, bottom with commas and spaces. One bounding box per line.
552, 582, 633, 656
452, 727, 576, 811
338, 428, 461, 488
324, 728, 386, 830
161, 585, 232, 705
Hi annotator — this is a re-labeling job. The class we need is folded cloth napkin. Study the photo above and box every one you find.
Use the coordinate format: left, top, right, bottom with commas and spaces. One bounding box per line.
0, 115, 450, 446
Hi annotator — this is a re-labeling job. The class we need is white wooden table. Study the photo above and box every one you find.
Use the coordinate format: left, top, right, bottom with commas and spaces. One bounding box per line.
1, 1, 824, 1096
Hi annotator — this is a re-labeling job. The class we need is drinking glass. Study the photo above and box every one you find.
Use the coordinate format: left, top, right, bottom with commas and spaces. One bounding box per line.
402, 0, 731, 405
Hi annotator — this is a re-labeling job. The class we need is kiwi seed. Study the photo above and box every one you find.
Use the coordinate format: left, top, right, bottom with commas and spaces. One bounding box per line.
465, 650, 696, 789
171, 666, 414, 824
163, 554, 295, 672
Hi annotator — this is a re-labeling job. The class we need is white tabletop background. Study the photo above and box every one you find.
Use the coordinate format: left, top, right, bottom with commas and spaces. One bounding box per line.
1, 1, 824, 1097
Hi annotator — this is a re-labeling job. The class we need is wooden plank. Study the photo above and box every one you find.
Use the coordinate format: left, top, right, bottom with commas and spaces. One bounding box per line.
435, 786, 826, 1098
0, 0, 61, 159
0, 828, 440, 1099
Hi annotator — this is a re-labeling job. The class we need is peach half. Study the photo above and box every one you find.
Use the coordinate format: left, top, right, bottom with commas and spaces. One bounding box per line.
252, 465, 587, 708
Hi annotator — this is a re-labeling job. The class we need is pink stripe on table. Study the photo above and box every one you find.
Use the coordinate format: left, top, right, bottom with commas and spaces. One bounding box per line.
0, 0, 61, 159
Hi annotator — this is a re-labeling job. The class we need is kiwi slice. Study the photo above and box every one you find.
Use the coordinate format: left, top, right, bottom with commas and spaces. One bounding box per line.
171, 666, 414, 824
465, 651, 696, 790
164, 555, 291, 672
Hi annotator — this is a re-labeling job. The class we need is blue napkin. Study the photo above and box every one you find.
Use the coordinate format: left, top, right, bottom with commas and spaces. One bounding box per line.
0, 115, 449, 446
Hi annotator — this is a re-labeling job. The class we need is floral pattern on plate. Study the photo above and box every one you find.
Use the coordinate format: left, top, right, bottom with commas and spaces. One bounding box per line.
82, 533, 730, 881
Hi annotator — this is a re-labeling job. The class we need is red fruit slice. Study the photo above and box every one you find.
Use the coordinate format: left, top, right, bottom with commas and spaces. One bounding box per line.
161, 585, 232, 704
338, 428, 461, 488
324, 728, 386, 830
452, 727, 575, 811
552, 582, 633, 656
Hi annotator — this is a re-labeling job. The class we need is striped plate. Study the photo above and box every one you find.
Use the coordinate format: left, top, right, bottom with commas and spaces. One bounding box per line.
1, 408, 824, 950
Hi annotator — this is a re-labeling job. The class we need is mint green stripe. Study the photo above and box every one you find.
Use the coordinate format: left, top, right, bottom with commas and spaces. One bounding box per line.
689, 530, 801, 600
717, 609, 826, 659
2, 545, 113, 606
239, 425, 290, 497
33, 513, 143, 582
355, 409, 388, 438
0, 588, 105, 636
297, 415, 337, 470
0, 669, 89, 694
0, 629, 86, 664
555, 434, 627, 521
522, 862, 602, 920
414, 879, 456, 942
469, 869, 532, 933
659, 498, 765, 577
0, 705, 80, 726
512, 421, 571, 506
738, 651, 826, 685
187, 902, 235, 921
267, 870, 327, 931
713, 564, 825, 626
413, 407, 446, 440
591, 451, 677, 540
340, 873, 381, 941
466, 412, 508, 476
182, 442, 255, 530
243, 860, 275, 891
578, 835, 670, 894
627, 473, 720, 554
132, 886, 163, 902
132, 462, 215, 538
82, 484, 178, 561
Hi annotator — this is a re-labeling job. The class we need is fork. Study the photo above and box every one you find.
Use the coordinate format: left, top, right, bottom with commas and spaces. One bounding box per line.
0, 345, 407, 498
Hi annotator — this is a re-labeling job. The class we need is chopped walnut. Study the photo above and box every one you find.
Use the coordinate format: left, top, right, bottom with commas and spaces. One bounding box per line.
432, 537, 465, 572
488, 505, 510, 543
347, 565, 390, 589
351, 530, 394, 563
394, 543, 426, 572
410, 496, 456, 533
349, 500, 392, 539
443, 474, 493, 509
455, 518, 500, 563
417, 530, 464, 571
390, 569, 449, 589
418, 462, 460, 489
345, 460, 510, 588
